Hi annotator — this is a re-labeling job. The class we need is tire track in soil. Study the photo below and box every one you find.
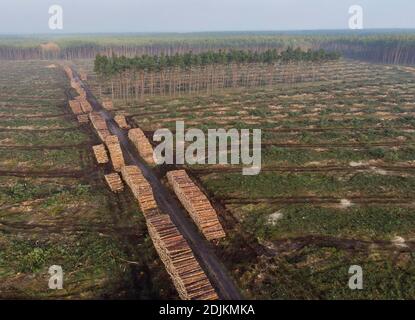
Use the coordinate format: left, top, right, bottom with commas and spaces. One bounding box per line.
0, 169, 95, 178
0, 127, 81, 132
189, 165, 415, 175
0, 113, 70, 119
268, 235, 415, 253
0, 143, 92, 150
223, 196, 415, 205
141, 125, 415, 136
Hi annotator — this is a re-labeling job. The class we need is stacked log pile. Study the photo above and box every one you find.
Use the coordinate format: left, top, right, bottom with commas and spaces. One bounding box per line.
102, 99, 114, 110
80, 99, 93, 113
70, 79, 86, 98
166, 170, 225, 241
92, 144, 109, 164
120, 165, 218, 300
89, 112, 111, 141
105, 135, 125, 172
121, 165, 158, 214
69, 100, 83, 115
70, 80, 79, 89
64, 66, 73, 79
77, 114, 89, 124
79, 70, 88, 81
104, 173, 124, 193
114, 114, 131, 129
128, 128, 155, 165
147, 213, 219, 300
78, 87, 87, 98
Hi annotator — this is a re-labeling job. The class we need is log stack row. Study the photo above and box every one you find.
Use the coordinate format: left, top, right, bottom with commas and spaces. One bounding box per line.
77, 114, 89, 124
92, 144, 109, 164
64, 66, 73, 79
105, 135, 125, 172
102, 99, 114, 110
65, 66, 92, 120
120, 165, 218, 300
70, 78, 86, 98
89, 112, 111, 142
147, 213, 219, 300
121, 165, 158, 214
166, 170, 225, 241
114, 114, 131, 129
104, 173, 124, 193
128, 128, 155, 165
80, 100, 93, 113
69, 100, 83, 115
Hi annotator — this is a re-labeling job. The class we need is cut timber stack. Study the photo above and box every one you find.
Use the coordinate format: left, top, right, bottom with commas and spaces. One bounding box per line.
147, 213, 219, 300
121, 165, 158, 214
64, 66, 73, 79
120, 165, 218, 300
128, 128, 155, 165
77, 114, 89, 124
89, 112, 111, 142
166, 170, 225, 241
102, 99, 114, 110
104, 173, 124, 193
69, 100, 83, 115
114, 114, 130, 129
70, 80, 79, 90
80, 70, 87, 81
92, 144, 109, 164
80, 99, 93, 113
77, 87, 87, 98
105, 135, 125, 172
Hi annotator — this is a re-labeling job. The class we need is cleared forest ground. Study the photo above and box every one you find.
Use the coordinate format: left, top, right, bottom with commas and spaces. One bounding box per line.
81, 58, 415, 299
0, 60, 176, 299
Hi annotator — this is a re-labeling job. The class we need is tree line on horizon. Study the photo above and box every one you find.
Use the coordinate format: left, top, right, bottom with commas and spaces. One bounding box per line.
0, 32, 414, 65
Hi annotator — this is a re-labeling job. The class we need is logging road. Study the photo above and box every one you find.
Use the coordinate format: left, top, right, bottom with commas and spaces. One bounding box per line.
74, 72, 242, 300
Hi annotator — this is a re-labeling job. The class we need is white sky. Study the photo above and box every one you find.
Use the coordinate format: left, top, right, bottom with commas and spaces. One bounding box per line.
0, 0, 413, 34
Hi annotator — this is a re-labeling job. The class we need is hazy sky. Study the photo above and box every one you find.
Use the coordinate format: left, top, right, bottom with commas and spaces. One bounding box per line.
0, 0, 413, 34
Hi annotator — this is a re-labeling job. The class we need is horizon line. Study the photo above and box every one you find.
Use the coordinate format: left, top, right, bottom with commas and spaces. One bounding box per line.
1, 27, 415, 37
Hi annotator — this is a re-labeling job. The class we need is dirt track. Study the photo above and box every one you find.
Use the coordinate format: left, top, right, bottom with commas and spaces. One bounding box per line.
0, 169, 94, 178
223, 196, 415, 205
0, 143, 91, 150
142, 125, 415, 136
0, 126, 80, 132
268, 235, 415, 253
190, 164, 415, 175
260, 141, 414, 148
0, 113, 69, 119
